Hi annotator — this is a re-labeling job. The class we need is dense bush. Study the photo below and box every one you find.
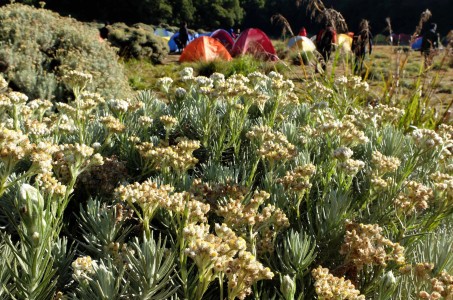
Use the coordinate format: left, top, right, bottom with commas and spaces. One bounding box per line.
107, 23, 169, 64
0, 3, 131, 100
1, 64, 452, 299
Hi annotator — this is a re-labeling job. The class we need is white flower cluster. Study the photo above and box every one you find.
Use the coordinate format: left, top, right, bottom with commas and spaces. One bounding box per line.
62, 70, 93, 89
340, 222, 405, 270
175, 87, 187, 98
338, 158, 365, 176
100, 115, 125, 133
7, 91, 28, 105
30, 141, 59, 174
335, 75, 369, 91
312, 266, 365, 299
349, 76, 369, 91
210, 72, 225, 86
371, 150, 401, 175
180, 67, 194, 81
217, 191, 290, 253
116, 180, 209, 223
0, 126, 32, 163
333, 147, 354, 161
412, 128, 443, 148
24, 119, 51, 137
108, 98, 130, 114
138, 116, 153, 127
137, 138, 200, 175
277, 164, 316, 193
27, 98, 53, 112
395, 180, 433, 214
156, 77, 173, 93
72, 256, 97, 281
309, 81, 334, 99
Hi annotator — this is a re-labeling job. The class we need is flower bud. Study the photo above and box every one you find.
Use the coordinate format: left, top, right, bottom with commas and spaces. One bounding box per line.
280, 275, 296, 300
32, 231, 40, 246
378, 271, 397, 299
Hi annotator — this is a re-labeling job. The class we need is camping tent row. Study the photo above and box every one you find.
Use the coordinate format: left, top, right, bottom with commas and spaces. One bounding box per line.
176, 28, 278, 63
289, 34, 353, 53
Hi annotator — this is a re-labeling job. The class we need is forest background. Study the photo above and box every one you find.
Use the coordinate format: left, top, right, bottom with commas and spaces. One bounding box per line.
0, 0, 451, 36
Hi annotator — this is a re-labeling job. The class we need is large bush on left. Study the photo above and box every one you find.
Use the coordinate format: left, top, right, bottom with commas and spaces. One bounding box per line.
0, 4, 131, 100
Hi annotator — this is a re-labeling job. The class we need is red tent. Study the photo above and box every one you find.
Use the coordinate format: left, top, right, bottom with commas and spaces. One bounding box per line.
210, 29, 234, 52
231, 28, 277, 60
179, 36, 232, 62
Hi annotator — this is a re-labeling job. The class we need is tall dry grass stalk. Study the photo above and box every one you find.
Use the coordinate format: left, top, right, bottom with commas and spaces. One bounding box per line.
359, 19, 370, 35
270, 14, 295, 37
385, 17, 393, 35
438, 30, 453, 124
270, 14, 307, 79
410, 9, 432, 44
304, 0, 326, 19
303, 0, 348, 32
447, 30, 453, 47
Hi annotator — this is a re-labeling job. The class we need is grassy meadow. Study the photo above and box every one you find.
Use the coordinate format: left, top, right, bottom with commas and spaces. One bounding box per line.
1, 9, 453, 299
125, 43, 453, 115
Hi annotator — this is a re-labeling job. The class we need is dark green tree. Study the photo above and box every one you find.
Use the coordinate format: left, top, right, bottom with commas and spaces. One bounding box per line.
136, 0, 173, 24
192, 0, 243, 29
172, 0, 195, 23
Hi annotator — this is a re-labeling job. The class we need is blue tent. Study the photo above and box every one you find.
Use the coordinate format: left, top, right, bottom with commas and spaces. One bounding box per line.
168, 32, 194, 52
194, 32, 212, 38
411, 36, 423, 50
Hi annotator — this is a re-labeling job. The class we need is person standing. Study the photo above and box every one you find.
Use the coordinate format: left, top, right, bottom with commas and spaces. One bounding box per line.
316, 22, 337, 73
176, 21, 189, 53
421, 23, 439, 68
351, 20, 373, 75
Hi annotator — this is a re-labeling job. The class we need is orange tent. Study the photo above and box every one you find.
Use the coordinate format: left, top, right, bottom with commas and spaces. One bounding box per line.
179, 36, 232, 62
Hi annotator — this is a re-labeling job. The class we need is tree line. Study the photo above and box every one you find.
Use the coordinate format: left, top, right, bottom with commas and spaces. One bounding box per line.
1, 0, 451, 36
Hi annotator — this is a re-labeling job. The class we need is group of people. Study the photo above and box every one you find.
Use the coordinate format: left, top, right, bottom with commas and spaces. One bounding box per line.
312, 21, 373, 75
155, 19, 439, 70
309, 19, 439, 75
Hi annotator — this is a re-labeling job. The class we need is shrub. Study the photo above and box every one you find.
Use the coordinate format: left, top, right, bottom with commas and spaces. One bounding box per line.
107, 22, 169, 64
224, 55, 262, 76
194, 60, 226, 77
0, 4, 131, 100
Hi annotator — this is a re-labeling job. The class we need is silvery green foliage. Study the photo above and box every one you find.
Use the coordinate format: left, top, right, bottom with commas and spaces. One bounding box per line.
1, 64, 453, 299
126, 235, 178, 299
309, 189, 353, 245
274, 230, 317, 277
52, 236, 76, 291
77, 199, 132, 257
2, 189, 58, 300
70, 235, 176, 300
0, 4, 131, 100
71, 257, 128, 300
394, 223, 453, 299
375, 271, 398, 300
0, 241, 13, 299
107, 23, 169, 64
272, 230, 317, 300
